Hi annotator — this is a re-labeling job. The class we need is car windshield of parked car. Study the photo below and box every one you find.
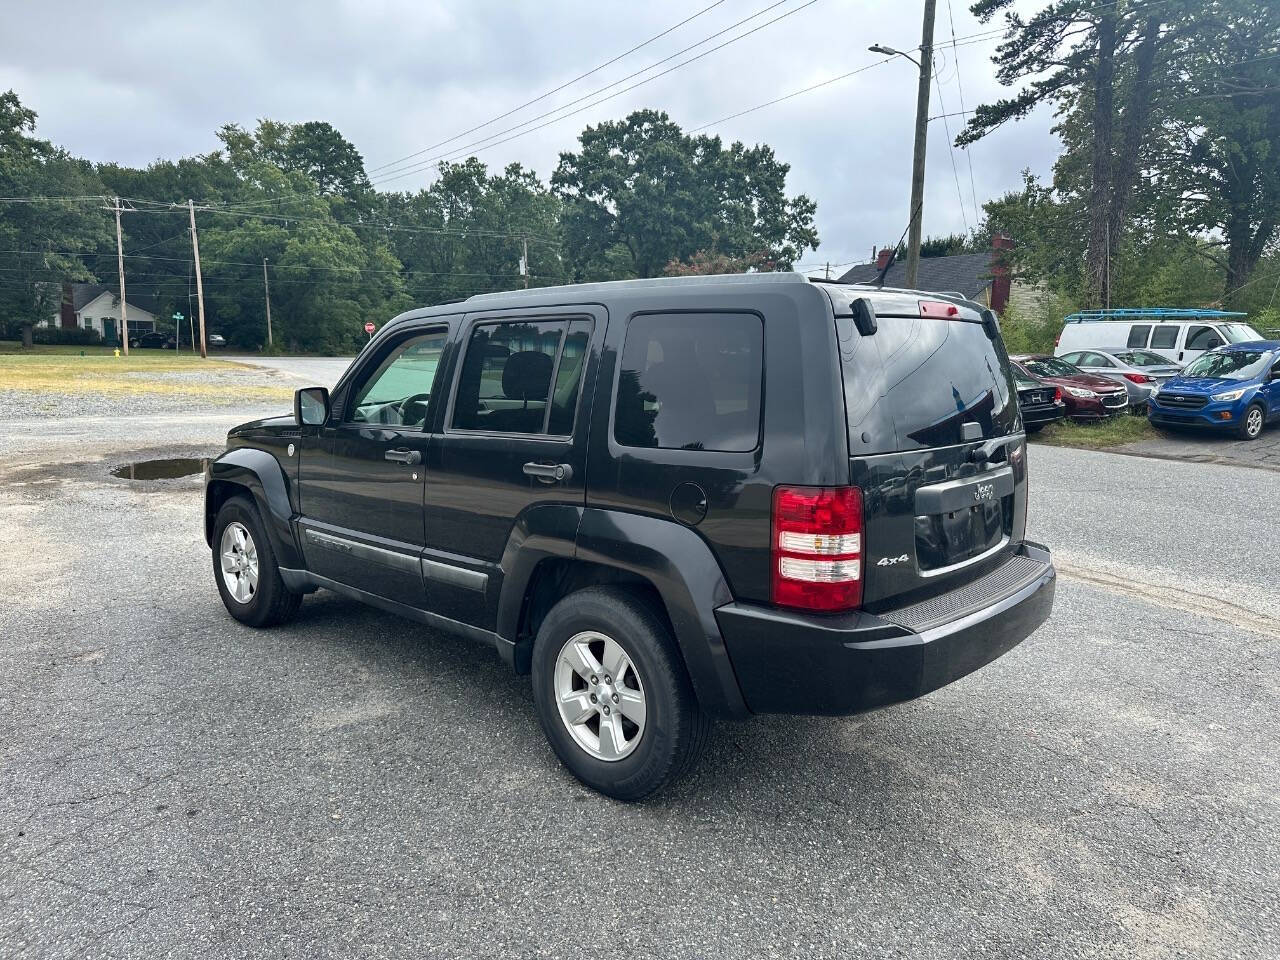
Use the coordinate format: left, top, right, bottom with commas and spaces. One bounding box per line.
1181, 350, 1270, 381
1024, 358, 1080, 379
1219, 322, 1262, 344
1115, 350, 1172, 367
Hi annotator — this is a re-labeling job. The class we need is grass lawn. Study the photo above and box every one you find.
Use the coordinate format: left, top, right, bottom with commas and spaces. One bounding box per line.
0, 342, 127, 356
1029, 413, 1155, 449
0, 346, 292, 402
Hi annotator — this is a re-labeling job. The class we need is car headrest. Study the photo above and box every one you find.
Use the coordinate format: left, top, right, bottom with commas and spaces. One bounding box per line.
502, 351, 553, 402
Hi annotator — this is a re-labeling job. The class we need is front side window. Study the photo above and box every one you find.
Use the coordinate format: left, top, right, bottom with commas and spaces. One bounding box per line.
1127, 324, 1151, 348
1186, 325, 1224, 351
614, 312, 763, 452
452, 319, 591, 435
348, 330, 447, 427
1150, 325, 1179, 349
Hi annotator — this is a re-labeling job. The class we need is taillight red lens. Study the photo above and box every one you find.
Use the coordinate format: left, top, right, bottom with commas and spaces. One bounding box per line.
771, 486, 863, 612
918, 300, 960, 318
1053, 387, 1063, 403
1123, 373, 1152, 384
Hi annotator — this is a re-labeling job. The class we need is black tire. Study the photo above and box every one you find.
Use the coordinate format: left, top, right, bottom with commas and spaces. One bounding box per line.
1237, 402, 1265, 440
530, 586, 711, 801
211, 496, 302, 627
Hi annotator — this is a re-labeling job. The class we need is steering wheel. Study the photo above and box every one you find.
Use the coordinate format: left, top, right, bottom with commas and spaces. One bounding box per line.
398, 392, 432, 426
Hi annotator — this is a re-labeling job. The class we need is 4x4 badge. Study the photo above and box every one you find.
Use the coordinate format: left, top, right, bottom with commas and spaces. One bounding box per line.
876, 554, 910, 567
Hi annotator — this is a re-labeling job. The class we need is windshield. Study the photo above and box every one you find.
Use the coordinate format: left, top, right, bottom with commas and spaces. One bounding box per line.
1181, 350, 1271, 381
1220, 322, 1262, 344
1116, 350, 1173, 367
1023, 357, 1081, 379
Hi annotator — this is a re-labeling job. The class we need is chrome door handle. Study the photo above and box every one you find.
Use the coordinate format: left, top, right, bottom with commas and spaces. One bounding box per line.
523, 461, 573, 483
384, 448, 422, 465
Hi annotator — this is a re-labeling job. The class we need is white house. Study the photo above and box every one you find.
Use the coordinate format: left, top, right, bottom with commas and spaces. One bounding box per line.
47, 283, 158, 343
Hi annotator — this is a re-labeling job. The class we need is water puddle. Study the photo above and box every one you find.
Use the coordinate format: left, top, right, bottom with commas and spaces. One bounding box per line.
112, 458, 209, 480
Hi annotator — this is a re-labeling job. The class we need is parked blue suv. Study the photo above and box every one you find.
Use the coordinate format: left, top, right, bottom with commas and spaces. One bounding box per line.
1148, 341, 1280, 440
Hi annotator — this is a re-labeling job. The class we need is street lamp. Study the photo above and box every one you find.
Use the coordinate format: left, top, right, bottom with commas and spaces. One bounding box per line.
869, 0, 936, 289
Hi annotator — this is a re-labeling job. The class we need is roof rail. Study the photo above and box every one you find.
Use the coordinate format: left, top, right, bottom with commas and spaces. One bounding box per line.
1063, 307, 1247, 323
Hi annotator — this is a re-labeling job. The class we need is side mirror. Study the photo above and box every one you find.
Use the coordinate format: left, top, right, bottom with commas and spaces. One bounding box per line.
294, 386, 330, 426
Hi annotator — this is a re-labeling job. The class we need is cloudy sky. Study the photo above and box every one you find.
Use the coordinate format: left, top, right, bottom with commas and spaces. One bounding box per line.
1, 0, 1059, 272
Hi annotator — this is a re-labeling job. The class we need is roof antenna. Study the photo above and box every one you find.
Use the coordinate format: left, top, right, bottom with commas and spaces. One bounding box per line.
875, 199, 922, 288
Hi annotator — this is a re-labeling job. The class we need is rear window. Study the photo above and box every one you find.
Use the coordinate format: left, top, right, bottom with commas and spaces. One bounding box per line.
839, 313, 1018, 454
613, 312, 763, 452
1151, 325, 1179, 348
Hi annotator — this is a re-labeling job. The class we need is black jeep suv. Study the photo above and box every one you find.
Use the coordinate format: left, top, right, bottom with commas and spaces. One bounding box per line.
205, 273, 1055, 799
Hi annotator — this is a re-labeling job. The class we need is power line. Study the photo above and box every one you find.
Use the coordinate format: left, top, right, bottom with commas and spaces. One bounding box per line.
931, 63, 971, 232
370, 0, 819, 186
365, 0, 729, 176
944, 0, 982, 223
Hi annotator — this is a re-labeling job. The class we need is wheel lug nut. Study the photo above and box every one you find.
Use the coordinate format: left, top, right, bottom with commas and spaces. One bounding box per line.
590, 675, 598, 685
604, 675, 611, 684
590, 693, 597, 703
603, 706, 611, 715
611, 693, 619, 703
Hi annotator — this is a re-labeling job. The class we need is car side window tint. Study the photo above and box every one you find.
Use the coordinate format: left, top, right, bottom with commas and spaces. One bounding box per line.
1060, 352, 1081, 364
547, 319, 592, 436
1127, 324, 1151, 348
348, 330, 447, 428
1186, 325, 1224, 350
1090, 353, 1114, 367
452, 320, 565, 434
1150, 325, 1179, 349
614, 312, 763, 452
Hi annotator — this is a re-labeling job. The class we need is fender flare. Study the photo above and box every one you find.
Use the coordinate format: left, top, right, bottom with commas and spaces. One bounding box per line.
573, 509, 748, 719
204, 447, 302, 569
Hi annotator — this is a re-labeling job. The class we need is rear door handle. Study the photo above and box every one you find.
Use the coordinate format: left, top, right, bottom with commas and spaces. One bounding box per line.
384, 448, 422, 465
523, 461, 573, 483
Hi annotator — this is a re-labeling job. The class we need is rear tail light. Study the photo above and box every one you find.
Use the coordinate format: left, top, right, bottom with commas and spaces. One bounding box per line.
1053, 387, 1063, 403
771, 486, 863, 612
1123, 373, 1152, 384
918, 300, 960, 318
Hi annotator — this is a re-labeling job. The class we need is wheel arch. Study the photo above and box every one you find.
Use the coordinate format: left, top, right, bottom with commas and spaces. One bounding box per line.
204, 447, 301, 569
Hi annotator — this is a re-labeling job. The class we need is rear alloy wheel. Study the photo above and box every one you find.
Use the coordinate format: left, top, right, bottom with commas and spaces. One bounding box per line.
1239, 403, 1265, 440
212, 497, 302, 627
531, 586, 710, 801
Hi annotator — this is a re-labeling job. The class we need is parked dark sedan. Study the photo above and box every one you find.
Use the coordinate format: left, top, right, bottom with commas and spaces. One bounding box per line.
1014, 369, 1066, 432
129, 331, 170, 349
1012, 355, 1129, 421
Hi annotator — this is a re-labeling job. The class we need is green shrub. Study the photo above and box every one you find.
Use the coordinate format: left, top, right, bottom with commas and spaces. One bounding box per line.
30, 326, 102, 346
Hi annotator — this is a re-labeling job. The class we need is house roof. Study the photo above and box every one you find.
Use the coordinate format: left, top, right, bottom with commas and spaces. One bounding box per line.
836, 251, 994, 298
66, 282, 161, 317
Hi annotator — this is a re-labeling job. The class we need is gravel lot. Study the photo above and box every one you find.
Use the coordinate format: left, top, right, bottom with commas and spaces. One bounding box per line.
0, 368, 1276, 959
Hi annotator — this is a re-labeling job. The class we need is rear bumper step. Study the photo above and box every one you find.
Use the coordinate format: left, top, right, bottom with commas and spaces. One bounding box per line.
715, 543, 1055, 715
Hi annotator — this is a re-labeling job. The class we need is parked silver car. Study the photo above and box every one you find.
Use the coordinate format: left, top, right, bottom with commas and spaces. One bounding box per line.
1058, 348, 1183, 408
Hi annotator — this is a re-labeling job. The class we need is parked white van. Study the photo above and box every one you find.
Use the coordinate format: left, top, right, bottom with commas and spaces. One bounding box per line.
1055, 309, 1262, 365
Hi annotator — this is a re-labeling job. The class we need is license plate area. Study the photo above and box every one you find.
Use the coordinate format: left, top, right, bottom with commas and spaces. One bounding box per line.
913, 467, 1014, 573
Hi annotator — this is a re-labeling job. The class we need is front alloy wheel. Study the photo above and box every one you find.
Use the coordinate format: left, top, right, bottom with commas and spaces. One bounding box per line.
554, 631, 647, 761
1242, 405, 1265, 440
219, 521, 259, 604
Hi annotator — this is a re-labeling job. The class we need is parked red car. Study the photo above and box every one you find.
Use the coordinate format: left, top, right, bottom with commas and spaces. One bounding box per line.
1011, 355, 1129, 421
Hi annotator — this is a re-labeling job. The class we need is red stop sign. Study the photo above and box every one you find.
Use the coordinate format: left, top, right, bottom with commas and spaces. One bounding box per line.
364, 322, 376, 334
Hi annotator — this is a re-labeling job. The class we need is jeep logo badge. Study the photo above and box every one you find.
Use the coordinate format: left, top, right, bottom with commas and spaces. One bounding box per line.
974, 482, 994, 502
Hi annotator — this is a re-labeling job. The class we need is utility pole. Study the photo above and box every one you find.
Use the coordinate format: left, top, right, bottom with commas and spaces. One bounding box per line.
521, 237, 529, 288
111, 198, 130, 356
871, 0, 936, 290
262, 258, 274, 348
188, 199, 208, 358
905, 0, 936, 290
824, 261, 831, 280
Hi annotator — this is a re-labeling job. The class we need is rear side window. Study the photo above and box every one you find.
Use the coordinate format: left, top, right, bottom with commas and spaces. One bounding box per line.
452, 319, 591, 435
1150, 325, 1179, 348
1186, 325, 1224, 351
614, 312, 763, 452
1127, 324, 1151, 348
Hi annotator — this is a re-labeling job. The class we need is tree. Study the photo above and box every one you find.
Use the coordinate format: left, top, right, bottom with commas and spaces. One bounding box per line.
1161, 1, 1280, 298
552, 110, 818, 280
662, 249, 776, 276
218, 120, 372, 204
0, 91, 109, 347
960, 1, 1182, 306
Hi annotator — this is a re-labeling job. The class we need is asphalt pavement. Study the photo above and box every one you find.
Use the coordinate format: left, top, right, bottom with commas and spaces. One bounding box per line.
0, 385, 1276, 959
